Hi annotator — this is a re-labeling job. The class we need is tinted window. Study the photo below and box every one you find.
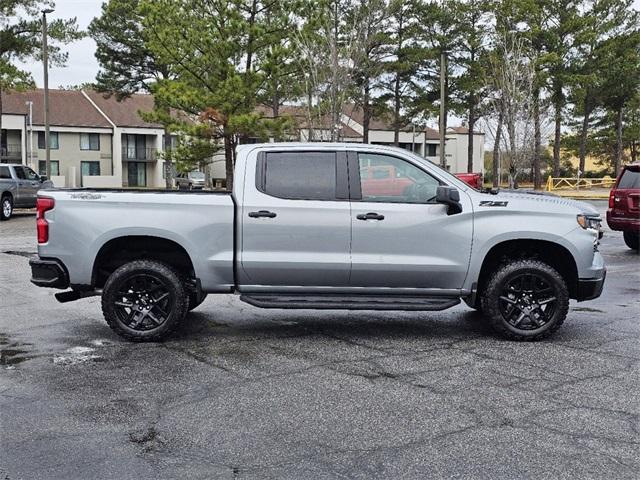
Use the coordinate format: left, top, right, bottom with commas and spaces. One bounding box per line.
263, 152, 337, 200
618, 169, 640, 189
19, 166, 39, 180
358, 153, 440, 204
0, 166, 11, 179
13, 167, 25, 179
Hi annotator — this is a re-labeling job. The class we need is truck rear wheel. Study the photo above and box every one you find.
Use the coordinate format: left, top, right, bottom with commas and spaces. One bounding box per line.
623, 232, 639, 251
481, 259, 569, 341
1, 195, 13, 221
102, 260, 188, 342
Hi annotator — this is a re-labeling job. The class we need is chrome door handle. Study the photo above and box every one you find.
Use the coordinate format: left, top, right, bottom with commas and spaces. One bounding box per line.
356, 212, 385, 221
248, 210, 277, 218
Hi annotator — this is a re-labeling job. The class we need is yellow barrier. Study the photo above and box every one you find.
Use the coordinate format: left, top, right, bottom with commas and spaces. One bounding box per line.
546, 177, 616, 191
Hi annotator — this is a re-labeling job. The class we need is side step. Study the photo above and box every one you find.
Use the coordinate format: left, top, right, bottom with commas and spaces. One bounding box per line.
240, 294, 460, 311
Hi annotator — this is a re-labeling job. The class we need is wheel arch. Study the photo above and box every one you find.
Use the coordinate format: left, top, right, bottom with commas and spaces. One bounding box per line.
92, 235, 196, 289
475, 239, 579, 300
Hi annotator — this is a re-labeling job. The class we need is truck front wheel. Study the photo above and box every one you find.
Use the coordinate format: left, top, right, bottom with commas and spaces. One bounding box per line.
102, 260, 188, 342
481, 260, 569, 341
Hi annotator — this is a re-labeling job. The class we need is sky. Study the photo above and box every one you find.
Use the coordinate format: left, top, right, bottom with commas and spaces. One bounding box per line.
18, 0, 640, 89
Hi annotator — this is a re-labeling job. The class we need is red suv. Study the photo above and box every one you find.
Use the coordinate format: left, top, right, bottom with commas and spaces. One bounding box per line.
607, 163, 640, 250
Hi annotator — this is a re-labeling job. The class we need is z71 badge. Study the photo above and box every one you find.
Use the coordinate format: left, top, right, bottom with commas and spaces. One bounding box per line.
479, 200, 509, 207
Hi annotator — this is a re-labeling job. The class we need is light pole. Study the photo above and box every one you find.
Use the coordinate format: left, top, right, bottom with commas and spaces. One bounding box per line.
42, 8, 54, 179
25, 101, 34, 169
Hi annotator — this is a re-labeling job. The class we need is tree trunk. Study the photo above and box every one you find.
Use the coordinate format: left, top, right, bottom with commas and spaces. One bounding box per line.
553, 87, 562, 177
393, 73, 400, 146
533, 88, 542, 189
223, 125, 234, 191
578, 107, 591, 176
493, 110, 503, 188
631, 141, 638, 164
164, 126, 172, 189
614, 106, 623, 176
363, 80, 371, 144
467, 101, 475, 173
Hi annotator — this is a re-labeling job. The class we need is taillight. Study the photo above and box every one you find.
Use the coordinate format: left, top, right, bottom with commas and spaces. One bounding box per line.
608, 190, 615, 209
36, 197, 55, 244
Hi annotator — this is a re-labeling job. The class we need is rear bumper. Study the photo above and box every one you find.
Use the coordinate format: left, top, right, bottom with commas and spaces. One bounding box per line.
606, 211, 640, 232
576, 269, 606, 302
29, 257, 69, 289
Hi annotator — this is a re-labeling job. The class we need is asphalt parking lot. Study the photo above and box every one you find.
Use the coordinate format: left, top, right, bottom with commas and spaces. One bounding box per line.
1, 201, 639, 479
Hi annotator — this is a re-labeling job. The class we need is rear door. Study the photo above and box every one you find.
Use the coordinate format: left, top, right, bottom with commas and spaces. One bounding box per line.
348, 151, 473, 290
240, 150, 351, 288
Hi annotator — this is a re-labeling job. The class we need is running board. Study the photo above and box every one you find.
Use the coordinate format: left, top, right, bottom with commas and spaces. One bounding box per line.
240, 294, 460, 311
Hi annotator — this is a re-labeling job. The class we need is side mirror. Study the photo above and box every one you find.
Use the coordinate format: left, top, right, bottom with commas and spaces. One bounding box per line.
40, 175, 48, 182
436, 186, 462, 215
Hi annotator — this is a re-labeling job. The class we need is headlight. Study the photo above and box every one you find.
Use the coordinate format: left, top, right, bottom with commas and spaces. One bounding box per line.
577, 214, 603, 238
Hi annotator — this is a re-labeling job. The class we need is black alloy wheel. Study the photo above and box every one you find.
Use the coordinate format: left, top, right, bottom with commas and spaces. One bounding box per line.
498, 273, 557, 330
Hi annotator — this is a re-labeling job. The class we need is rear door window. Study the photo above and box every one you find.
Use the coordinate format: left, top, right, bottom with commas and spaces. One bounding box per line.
618, 169, 640, 189
0, 166, 11, 179
261, 152, 337, 201
13, 167, 26, 179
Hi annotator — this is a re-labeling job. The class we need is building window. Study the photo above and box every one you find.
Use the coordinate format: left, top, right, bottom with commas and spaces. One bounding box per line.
37, 131, 59, 150
38, 160, 59, 176
426, 144, 437, 157
80, 133, 100, 151
81, 161, 101, 177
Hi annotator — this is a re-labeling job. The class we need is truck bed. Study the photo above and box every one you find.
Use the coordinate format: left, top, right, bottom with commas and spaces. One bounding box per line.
37, 188, 236, 292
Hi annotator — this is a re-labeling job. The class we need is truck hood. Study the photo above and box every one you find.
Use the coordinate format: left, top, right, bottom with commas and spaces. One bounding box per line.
477, 190, 599, 216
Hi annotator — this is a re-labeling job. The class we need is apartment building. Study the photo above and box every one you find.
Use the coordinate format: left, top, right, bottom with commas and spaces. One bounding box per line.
1, 89, 169, 188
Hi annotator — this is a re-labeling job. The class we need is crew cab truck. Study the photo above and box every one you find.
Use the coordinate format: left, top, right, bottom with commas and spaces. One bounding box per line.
1, 164, 53, 220
29, 143, 606, 342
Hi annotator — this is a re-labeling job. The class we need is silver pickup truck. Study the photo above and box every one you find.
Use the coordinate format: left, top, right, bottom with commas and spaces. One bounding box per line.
1, 163, 53, 220
29, 143, 606, 342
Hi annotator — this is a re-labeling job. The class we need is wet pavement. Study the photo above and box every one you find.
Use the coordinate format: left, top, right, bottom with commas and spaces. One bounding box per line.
1, 202, 639, 479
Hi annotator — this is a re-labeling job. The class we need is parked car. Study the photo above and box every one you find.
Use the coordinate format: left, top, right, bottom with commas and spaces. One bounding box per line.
30, 143, 605, 342
455, 172, 483, 190
607, 162, 640, 250
175, 171, 206, 190
0, 164, 53, 220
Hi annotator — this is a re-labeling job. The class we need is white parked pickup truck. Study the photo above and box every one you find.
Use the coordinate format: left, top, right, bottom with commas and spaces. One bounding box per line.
29, 143, 605, 342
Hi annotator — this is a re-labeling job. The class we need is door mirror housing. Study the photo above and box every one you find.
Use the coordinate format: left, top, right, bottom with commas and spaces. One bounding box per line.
436, 186, 462, 215
40, 175, 48, 182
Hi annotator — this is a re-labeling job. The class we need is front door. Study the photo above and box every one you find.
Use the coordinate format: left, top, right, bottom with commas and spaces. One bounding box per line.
349, 152, 473, 290
240, 150, 351, 288
13, 166, 40, 207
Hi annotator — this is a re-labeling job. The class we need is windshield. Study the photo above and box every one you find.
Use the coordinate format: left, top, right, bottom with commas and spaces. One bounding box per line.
403, 150, 472, 191
189, 172, 205, 179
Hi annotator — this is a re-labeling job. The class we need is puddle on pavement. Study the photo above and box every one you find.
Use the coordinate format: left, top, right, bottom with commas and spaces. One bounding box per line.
0, 333, 36, 368
53, 346, 102, 366
572, 307, 605, 313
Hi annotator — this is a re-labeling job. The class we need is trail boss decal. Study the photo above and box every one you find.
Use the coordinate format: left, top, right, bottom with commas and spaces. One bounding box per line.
479, 200, 509, 207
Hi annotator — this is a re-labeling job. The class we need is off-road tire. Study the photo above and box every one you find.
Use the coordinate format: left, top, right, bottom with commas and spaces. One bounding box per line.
102, 260, 188, 342
481, 259, 569, 341
1, 195, 13, 221
188, 291, 208, 311
623, 231, 639, 251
